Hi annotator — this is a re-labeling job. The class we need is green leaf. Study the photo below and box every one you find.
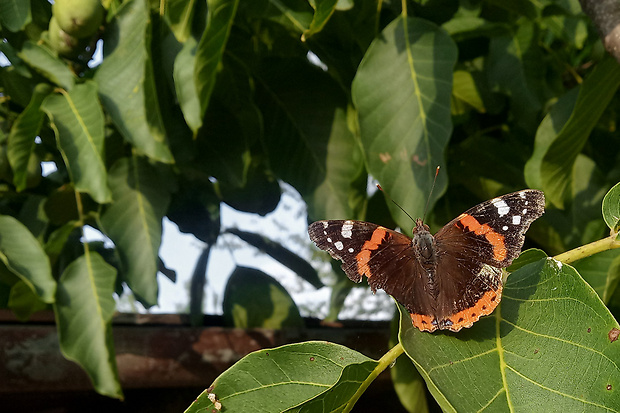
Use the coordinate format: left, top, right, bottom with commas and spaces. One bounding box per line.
174, 34, 201, 133
400, 255, 620, 412
18, 41, 75, 90
302, 0, 338, 41
100, 157, 172, 306
352, 16, 457, 230
53, 251, 122, 399
257, 58, 365, 221
227, 228, 323, 289
602, 182, 620, 233
7, 83, 53, 191
540, 57, 620, 208
95, 0, 173, 163
222, 266, 303, 328
164, 0, 196, 42
451, 70, 485, 114
487, 22, 543, 130
8, 280, 47, 321
0, 0, 31, 32
186, 341, 377, 412
524, 87, 578, 189
41, 81, 112, 204
187, 0, 239, 134
573, 250, 620, 304
0, 215, 55, 303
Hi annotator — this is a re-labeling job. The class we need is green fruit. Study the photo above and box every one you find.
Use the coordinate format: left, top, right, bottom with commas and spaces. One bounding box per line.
47, 16, 82, 57
52, 0, 104, 39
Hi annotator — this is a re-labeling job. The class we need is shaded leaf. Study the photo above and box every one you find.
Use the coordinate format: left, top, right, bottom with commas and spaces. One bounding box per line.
164, 0, 196, 42
301, 0, 338, 41
18, 41, 75, 90
352, 16, 457, 230
100, 157, 172, 307
7, 83, 52, 191
8, 280, 47, 321
227, 228, 323, 289
222, 266, 303, 328
54, 251, 122, 399
180, 0, 239, 134
186, 341, 377, 412
41, 81, 112, 204
95, 0, 173, 163
540, 57, 620, 208
189, 246, 211, 326
400, 255, 620, 412
257, 58, 365, 221
602, 182, 620, 233
0, 215, 55, 303
0, 0, 31, 32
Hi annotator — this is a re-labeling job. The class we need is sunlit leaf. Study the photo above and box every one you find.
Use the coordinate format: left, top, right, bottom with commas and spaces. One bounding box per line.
352, 16, 457, 230
400, 255, 620, 412
95, 0, 173, 163
186, 341, 377, 412
602, 182, 620, 233
18, 41, 75, 90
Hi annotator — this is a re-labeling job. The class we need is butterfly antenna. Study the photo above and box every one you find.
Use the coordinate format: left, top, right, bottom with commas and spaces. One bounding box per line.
376, 184, 416, 224
422, 166, 441, 222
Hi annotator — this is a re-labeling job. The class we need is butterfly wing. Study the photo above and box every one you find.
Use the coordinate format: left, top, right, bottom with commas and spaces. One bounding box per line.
430, 189, 545, 330
308, 220, 434, 316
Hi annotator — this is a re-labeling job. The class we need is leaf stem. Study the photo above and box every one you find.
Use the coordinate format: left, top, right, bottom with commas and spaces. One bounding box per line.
554, 234, 620, 264
343, 342, 405, 413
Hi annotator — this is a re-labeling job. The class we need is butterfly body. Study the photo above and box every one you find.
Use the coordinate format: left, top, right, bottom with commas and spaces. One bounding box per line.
308, 190, 545, 332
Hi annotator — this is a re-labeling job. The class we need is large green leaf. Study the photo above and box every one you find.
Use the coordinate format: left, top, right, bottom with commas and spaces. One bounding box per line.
222, 266, 303, 328
400, 253, 620, 412
0, 215, 55, 303
185, 341, 377, 412
53, 251, 122, 399
7, 83, 52, 191
257, 58, 366, 221
94, 0, 173, 163
8, 280, 47, 321
41, 81, 112, 204
539, 57, 620, 208
100, 157, 172, 306
352, 16, 457, 230
18, 41, 75, 90
0, 0, 31, 32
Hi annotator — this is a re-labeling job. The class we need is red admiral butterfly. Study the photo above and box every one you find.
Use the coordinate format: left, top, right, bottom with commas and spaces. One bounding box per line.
308, 190, 545, 332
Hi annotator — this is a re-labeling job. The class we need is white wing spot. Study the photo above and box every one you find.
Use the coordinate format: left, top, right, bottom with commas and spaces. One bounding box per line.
493, 199, 510, 216
322, 221, 329, 229
519, 191, 527, 199
341, 222, 353, 239
327, 237, 332, 243
502, 225, 508, 231
323, 231, 327, 235
334, 241, 344, 251
522, 209, 528, 214
512, 215, 521, 225
348, 248, 354, 253
525, 201, 529, 206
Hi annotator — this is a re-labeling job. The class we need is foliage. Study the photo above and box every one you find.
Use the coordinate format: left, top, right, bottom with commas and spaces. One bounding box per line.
1, 0, 620, 410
